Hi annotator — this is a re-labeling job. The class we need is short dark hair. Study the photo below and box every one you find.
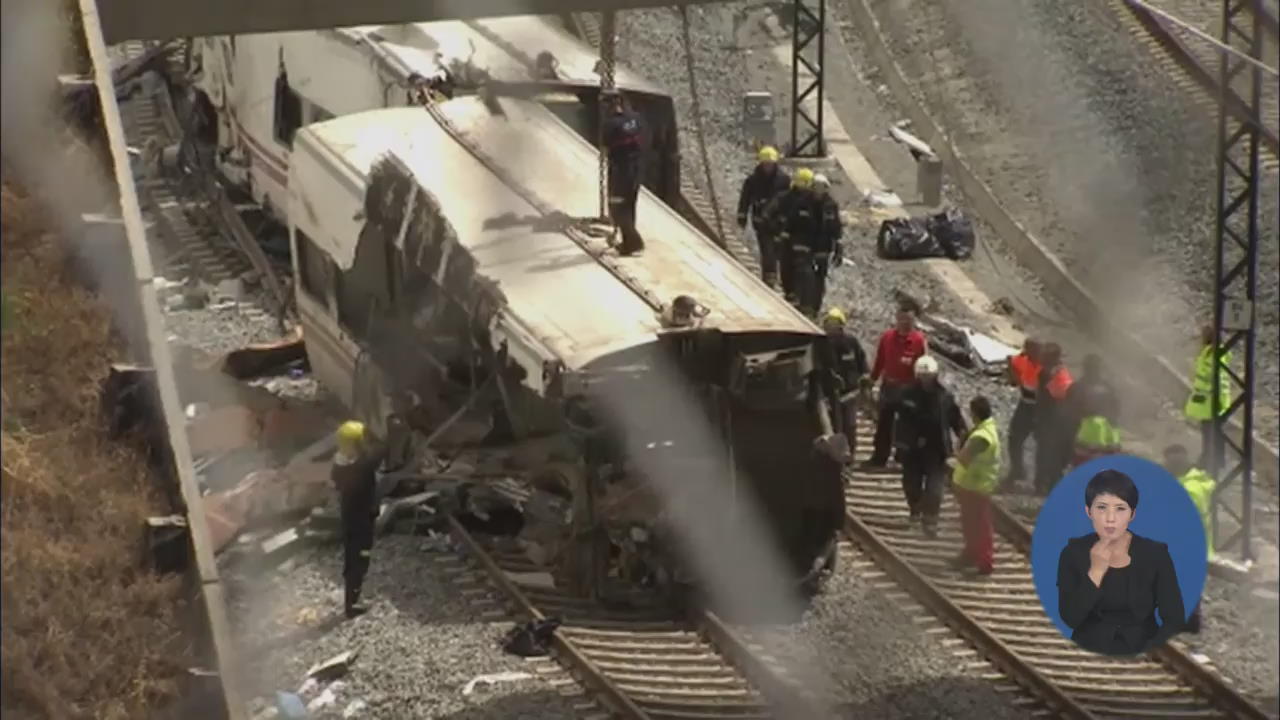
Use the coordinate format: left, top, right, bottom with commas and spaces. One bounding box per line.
969, 395, 992, 420
1085, 470, 1139, 510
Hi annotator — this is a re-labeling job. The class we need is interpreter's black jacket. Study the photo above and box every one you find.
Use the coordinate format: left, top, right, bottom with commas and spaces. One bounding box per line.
1057, 532, 1186, 656
737, 165, 792, 223
895, 381, 967, 461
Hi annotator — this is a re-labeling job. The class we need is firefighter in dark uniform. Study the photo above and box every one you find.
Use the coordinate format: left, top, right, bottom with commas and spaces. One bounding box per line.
811, 173, 843, 314
601, 88, 646, 256
764, 167, 822, 315
822, 307, 870, 461
736, 146, 791, 288
333, 421, 388, 618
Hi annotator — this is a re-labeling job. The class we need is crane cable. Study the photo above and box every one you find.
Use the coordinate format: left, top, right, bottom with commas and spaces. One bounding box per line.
678, 5, 728, 243
598, 12, 617, 222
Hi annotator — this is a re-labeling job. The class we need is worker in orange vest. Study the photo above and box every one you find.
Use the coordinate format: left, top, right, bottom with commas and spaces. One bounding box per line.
1032, 343, 1074, 495
1003, 338, 1042, 489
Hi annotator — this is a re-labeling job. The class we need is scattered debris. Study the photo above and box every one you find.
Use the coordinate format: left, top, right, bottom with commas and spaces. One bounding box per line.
145, 515, 189, 574
876, 207, 975, 260
274, 691, 308, 720
501, 617, 563, 658
341, 700, 367, 718
989, 297, 1016, 316
461, 671, 535, 696
863, 188, 904, 208
308, 650, 358, 683
223, 326, 307, 379
305, 680, 345, 713
503, 571, 556, 589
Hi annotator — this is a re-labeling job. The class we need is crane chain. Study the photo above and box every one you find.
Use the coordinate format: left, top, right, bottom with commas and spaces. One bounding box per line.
598, 11, 617, 224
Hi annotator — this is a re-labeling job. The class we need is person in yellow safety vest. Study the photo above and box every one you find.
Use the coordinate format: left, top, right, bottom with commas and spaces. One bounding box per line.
1183, 325, 1233, 469
1071, 385, 1121, 469
1163, 443, 1216, 634
948, 395, 1001, 575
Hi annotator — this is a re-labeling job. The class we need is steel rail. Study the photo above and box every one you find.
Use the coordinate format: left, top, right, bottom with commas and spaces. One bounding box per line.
446, 516, 652, 720
1121, 0, 1280, 156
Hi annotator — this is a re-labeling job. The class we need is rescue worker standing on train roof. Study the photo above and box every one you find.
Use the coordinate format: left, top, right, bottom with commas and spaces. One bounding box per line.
333, 421, 388, 619
863, 306, 929, 470
1032, 343, 1074, 496
601, 88, 646, 256
1163, 443, 1216, 634
737, 146, 791, 288
1184, 324, 1233, 470
894, 355, 967, 538
822, 307, 869, 462
948, 395, 1000, 575
764, 167, 823, 315
810, 173, 843, 316
1003, 338, 1042, 490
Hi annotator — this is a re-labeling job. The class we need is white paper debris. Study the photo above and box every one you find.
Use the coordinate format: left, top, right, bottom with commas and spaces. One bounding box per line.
461, 671, 534, 696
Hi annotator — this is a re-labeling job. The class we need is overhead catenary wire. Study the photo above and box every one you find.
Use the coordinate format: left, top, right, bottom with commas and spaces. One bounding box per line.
1123, 0, 1280, 77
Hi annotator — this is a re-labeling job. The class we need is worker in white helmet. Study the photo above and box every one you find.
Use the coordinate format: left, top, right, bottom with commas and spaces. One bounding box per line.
894, 355, 968, 538
333, 420, 388, 618
810, 174, 844, 314
737, 146, 792, 288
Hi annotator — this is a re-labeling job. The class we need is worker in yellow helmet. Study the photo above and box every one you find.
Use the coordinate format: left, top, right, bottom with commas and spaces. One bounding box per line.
333, 420, 388, 618
1163, 443, 1216, 633
764, 166, 823, 316
821, 307, 869, 461
737, 145, 792, 288
1183, 324, 1232, 468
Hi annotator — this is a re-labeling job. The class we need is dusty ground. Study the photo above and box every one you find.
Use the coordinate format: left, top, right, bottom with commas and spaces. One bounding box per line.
0, 180, 190, 719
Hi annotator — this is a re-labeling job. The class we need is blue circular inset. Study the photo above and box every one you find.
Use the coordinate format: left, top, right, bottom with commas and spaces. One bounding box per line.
1030, 454, 1208, 646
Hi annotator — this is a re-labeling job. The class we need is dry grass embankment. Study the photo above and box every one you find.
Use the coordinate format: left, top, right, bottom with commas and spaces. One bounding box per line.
0, 181, 187, 719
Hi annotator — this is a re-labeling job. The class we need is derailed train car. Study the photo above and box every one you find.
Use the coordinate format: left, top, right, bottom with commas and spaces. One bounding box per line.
288, 98, 847, 598
190, 15, 690, 231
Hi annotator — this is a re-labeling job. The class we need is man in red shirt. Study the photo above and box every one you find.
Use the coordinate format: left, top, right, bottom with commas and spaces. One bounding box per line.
863, 307, 928, 468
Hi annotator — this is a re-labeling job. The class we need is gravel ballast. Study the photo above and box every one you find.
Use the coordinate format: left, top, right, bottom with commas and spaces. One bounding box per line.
224, 535, 581, 720
852, 0, 1279, 438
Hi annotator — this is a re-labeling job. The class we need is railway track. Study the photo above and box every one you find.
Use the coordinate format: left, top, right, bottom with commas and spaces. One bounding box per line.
115, 41, 290, 320
1114, 0, 1280, 169
841, 417, 1275, 720
442, 511, 820, 720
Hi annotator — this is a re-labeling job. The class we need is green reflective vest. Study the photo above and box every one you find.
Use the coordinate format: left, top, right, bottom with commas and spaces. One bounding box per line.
1075, 415, 1120, 451
1184, 345, 1232, 421
1180, 468, 1217, 560
952, 418, 1000, 495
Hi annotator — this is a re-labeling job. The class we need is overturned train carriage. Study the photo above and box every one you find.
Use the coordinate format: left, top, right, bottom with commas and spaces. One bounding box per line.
288, 99, 845, 592
193, 14, 701, 237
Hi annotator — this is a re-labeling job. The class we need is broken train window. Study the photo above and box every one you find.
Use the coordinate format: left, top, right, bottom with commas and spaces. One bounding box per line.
273, 69, 303, 147
294, 230, 333, 307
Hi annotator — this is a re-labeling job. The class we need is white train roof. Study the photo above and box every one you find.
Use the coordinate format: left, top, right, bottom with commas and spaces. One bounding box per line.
292, 98, 816, 370
333, 15, 665, 96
